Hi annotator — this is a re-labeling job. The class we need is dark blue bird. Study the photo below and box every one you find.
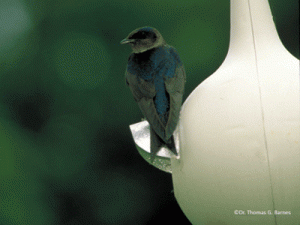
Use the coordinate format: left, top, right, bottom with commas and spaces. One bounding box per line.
121, 27, 186, 161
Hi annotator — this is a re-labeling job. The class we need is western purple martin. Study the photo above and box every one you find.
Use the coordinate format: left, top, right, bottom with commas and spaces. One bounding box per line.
121, 27, 186, 161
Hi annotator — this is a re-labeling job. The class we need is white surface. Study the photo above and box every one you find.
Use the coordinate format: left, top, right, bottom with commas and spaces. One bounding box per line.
129, 121, 176, 173
171, 0, 300, 224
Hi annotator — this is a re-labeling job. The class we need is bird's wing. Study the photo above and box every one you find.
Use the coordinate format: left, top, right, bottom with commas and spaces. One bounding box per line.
126, 70, 167, 140
164, 64, 186, 140
125, 70, 156, 101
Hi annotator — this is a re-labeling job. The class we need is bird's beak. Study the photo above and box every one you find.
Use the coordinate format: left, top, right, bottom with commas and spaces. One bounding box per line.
120, 38, 134, 44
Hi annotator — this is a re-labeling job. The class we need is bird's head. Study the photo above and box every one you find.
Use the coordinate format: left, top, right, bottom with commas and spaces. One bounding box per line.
120, 27, 165, 53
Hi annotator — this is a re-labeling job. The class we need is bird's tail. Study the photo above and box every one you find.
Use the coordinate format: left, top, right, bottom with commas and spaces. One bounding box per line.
150, 128, 177, 163
165, 135, 178, 156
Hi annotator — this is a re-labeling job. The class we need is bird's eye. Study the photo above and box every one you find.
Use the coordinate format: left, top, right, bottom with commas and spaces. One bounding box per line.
131, 30, 149, 40
139, 31, 147, 39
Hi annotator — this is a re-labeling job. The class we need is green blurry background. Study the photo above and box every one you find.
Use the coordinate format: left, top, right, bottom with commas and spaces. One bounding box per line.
0, 0, 298, 224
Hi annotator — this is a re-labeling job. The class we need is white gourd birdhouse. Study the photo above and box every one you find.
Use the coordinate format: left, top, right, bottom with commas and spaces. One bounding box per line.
171, 0, 300, 224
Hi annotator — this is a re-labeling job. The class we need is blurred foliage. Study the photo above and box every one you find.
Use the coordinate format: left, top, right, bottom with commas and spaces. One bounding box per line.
0, 0, 298, 224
